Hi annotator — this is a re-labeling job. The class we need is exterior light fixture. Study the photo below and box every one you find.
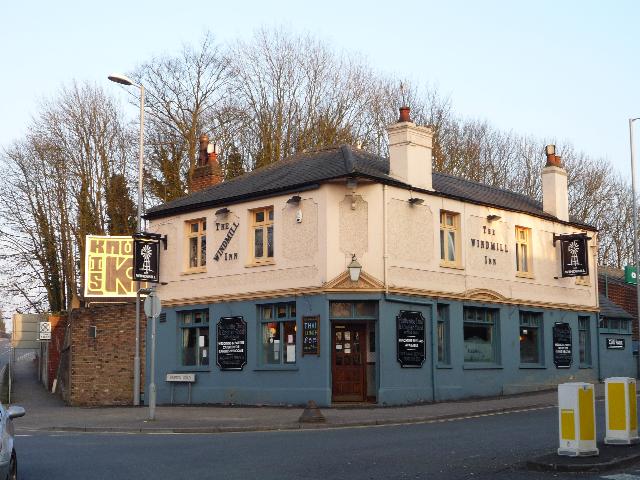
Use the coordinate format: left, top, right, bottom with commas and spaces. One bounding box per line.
287, 195, 301, 204
348, 254, 362, 282
408, 197, 424, 205
487, 214, 501, 222
215, 207, 230, 216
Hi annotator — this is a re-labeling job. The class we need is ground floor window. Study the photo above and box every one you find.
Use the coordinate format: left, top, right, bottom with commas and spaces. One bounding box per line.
260, 302, 297, 364
463, 307, 499, 363
579, 316, 592, 366
599, 317, 632, 334
519, 311, 543, 365
437, 304, 450, 365
179, 309, 209, 367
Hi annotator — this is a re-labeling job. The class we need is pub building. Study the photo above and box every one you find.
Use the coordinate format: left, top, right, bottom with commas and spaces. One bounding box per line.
144, 107, 622, 407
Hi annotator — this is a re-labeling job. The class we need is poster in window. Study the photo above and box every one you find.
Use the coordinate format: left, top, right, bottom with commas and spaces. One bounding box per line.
302, 316, 320, 355
396, 310, 426, 368
553, 322, 572, 368
557, 234, 589, 277
216, 316, 247, 370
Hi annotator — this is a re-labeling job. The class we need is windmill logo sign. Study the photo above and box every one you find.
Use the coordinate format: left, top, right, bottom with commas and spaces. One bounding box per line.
133, 233, 161, 283
558, 234, 589, 277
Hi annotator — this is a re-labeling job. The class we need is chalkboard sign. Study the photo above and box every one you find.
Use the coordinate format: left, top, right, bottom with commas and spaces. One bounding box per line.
396, 310, 426, 368
302, 316, 320, 356
216, 316, 247, 370
553, 322, 572, 368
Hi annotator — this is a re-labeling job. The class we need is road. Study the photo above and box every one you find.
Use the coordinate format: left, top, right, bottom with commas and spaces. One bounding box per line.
15, 404, 640, 480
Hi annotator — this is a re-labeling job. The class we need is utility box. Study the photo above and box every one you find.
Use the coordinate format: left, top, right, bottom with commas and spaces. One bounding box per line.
605, 377, 639, 445
557, 382, 599, 457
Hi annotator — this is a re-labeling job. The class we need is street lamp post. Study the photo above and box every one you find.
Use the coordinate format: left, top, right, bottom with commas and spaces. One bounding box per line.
108, 73, 145, 406
629, 117, 640, 378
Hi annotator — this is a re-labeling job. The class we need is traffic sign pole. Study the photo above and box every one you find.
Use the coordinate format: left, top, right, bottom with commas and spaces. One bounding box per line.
144, 289, 162, 420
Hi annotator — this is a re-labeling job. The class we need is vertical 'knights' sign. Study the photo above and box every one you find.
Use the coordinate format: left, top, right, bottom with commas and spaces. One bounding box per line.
133, 233, 161, 283
555, 234, 590, 277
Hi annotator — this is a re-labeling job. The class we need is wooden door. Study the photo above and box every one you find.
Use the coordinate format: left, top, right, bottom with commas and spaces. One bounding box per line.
332, 324, 366, 402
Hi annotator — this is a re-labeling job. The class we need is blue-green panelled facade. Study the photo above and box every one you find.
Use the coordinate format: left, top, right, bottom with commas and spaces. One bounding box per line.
144, 292, 623, 407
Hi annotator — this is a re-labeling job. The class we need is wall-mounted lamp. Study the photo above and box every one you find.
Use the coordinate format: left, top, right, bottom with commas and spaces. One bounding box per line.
287, 195, 301, 205
408, 197, 424, 205
161, 235, 168, 250
348, 254, 362, 282
215, 207, 230, 216
486, 214, 501, 222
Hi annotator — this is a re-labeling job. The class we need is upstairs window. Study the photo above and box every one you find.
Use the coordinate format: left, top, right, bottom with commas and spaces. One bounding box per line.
251, 207, 274, 264
440, 211, 460, 267
515, 226, 532, 276
186, 218, 207, 270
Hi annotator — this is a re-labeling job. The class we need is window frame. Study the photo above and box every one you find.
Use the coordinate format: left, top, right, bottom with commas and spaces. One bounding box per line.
185, 218, 207, 272
439, 210, 461, 268
249, 206, 275, 265
515, 226, 533, 278
463, 307, 500, 365
437, 304, 451, 366
258, 302, 297, 367
578, 316, 592, 367
599, 317, 632, 334
519, 311, 544, 366
177, 309, 210, 369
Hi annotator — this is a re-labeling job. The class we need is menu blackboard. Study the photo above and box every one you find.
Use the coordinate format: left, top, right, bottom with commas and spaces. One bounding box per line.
396, 310, 426, 368
553, 322, 572, 368
302, 316, 320, 356
216, 316, 247, 370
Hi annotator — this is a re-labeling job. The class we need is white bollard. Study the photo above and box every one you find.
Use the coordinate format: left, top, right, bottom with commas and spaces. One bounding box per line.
557, 382, 599, 457
605, 377, 639, 445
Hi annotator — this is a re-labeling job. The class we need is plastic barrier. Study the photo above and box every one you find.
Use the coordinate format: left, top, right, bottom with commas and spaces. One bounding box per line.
605, 377, 639, 445
557, 382, 599, 457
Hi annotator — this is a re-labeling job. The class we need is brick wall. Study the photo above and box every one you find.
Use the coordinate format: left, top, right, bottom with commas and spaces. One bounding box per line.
599, 277, 639, 341
69, 303, 146, 406
45, 313, 67, 391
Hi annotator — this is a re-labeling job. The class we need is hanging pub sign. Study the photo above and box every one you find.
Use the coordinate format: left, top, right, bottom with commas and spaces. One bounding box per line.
302, 316, 320, 356
553, 322, 573, 368
396, 310, 425, 368
133, 232, 161, 283
606, 338, 625, 350
216, 316, 247, 370
554, 233, 590, 277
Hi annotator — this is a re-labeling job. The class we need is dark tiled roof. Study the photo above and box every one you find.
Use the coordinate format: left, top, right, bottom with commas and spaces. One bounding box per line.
145, 144, 595, 231
599, 294, 634, 319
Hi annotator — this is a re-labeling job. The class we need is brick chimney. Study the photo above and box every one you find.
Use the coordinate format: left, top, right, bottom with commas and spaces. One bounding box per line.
541, 144, 569, 221
386, 107, 434, 191
190, 134, 223, 193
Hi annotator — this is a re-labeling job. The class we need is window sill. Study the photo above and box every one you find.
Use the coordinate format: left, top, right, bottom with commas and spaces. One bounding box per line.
463, 364, 503, 370
253, 365, 299, 371
599, 331, 632, 335
439, 262, 464, 271
436, 364, 453, 369
579, 365, 593, 369
516, 272, 535, 279
175, 365, 210, 372
519, 364, 546, 369
181, 268, 207, 276
245, 260, 276, 268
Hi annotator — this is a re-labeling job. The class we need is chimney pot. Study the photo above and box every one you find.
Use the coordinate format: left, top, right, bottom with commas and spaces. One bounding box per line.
399, 106, 411, 123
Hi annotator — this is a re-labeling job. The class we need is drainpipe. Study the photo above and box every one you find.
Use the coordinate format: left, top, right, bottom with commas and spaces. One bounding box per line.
383, 184, 389, 295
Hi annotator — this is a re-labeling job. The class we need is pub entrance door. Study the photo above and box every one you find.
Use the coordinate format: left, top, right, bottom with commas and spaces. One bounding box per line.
332, 323, 367, 402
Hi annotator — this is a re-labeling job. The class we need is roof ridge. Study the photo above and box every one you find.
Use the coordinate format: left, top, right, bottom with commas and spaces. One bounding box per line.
433, 171, 540, 204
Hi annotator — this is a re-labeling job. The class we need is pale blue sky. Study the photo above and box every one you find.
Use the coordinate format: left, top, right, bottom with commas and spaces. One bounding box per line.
1, 0, 638, 176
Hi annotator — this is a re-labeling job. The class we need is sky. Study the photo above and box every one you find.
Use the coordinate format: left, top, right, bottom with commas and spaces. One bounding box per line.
1, 0, 638, 175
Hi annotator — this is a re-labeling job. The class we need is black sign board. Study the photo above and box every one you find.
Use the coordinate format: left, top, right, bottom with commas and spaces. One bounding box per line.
556, 234, 589, 277
302, 316, 320, 356
216, 316, 247, 370
606, 338, 625, 350
553, 322, 572, 368
396, 310, 426, 368
133, 233, 161, 283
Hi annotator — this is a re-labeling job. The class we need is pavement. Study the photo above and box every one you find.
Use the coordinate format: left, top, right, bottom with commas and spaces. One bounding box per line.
10, 357, 640, 472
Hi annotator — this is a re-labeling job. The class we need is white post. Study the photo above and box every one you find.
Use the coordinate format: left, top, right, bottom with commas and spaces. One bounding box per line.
630, 118, 640, 378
